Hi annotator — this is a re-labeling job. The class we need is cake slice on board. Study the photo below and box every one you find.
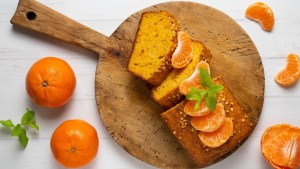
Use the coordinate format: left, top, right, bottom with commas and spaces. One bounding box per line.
127, 11, 179, 85
161, 76, 254, 167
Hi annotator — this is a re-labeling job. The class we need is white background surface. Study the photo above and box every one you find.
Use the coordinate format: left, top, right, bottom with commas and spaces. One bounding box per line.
0, 0, 300, 169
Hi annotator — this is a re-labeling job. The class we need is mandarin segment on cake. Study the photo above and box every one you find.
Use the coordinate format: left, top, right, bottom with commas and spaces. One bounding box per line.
127, 11, 179, 85
151, 41, 212, 108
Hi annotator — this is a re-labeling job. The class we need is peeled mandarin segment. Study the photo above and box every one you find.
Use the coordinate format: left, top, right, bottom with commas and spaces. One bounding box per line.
245, 2, 274, 31
275, 54, 300, 86
179, 61, 210, 95
184, 100, 210, 117
261, 124, 300, 169
191, 103, 225, 132
268, 134, 300, 168
171, 31, 193, 68
268, 157, 292, 169
198, 118, 233, 148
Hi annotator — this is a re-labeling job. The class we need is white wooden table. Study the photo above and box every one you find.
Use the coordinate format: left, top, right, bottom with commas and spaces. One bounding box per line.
0, 0, 300, 169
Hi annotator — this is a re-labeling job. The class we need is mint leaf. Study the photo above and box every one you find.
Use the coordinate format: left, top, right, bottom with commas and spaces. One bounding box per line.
186, 87, 206, 101
186, 67, 224, 112
11, 124, 23, 136
194, 100, 201, 111
0, 108, 39, 148
209, 84, 224, 94
206, 92, 217, 111
11, 124, 29, 148
0, 119, 14, 128
200, 67, 213, 88
29, 122, 39, 131
21, 109, 35, 125
18, 130, 28, 148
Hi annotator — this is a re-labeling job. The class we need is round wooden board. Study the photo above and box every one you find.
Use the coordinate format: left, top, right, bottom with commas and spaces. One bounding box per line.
95, 2, 264, 168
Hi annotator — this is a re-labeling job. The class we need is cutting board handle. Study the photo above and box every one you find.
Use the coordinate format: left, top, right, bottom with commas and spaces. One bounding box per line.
10, 0, 116, 54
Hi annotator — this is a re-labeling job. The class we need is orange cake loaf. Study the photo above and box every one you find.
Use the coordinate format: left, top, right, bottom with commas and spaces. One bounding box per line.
127, 11, 179, 85
161, 76, 254, 167
151, 41, 212, 108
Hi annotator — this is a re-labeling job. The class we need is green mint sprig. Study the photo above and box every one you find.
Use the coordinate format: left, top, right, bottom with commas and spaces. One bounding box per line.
186, 67, 224, 111
0, 108, 39, 148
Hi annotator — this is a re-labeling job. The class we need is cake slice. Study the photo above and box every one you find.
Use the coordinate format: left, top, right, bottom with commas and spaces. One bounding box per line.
151, 41, 212, 108
127, 11, 179, 85
161, 76, 254, 167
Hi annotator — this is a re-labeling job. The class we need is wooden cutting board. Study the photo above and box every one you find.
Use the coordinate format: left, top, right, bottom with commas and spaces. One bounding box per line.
11, 0, 264, 168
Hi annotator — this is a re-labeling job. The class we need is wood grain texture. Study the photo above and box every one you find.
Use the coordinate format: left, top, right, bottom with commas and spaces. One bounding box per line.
10, 0, 117, 54
10, 1, 264, 168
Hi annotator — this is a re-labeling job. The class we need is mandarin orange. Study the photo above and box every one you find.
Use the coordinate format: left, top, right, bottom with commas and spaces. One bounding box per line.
261, 124, 300, 169
50, 119, 99, 168
26, 57, 76, 108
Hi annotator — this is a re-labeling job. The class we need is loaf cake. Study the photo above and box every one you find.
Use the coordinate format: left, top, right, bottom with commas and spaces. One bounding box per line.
127, 11, 179, 85
161, 76, 254, 167
151, 41, 212, 108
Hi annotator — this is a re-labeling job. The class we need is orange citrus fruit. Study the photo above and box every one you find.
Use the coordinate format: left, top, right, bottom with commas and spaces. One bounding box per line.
245, 2, 274, 31
261, 124, 300, 169
184, 100, 210, 117
198, 118, 233, 148
179, 61, 210, 95
171, 31, 193, 68
50, 119, 99, 168
275, 54, 300, 87
26, 57, 76, 108
191, 103, 225, 132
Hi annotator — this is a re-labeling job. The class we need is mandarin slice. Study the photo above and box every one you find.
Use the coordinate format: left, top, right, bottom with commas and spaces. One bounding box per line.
275, 54, 300, 86
198, 118, 233, 148
171, 31, 193, 68
191, 103, 225, 132
245, 2, 274, 31
261, 124, 300, 169
267, 156, 292, 169
184, 100, 210, 117
179, 61, 210, 95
